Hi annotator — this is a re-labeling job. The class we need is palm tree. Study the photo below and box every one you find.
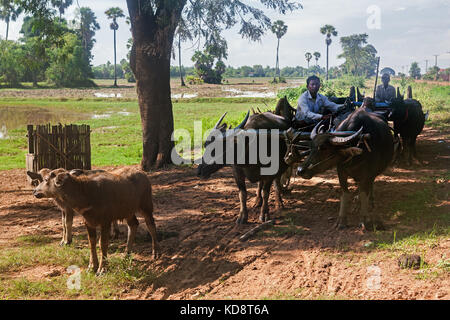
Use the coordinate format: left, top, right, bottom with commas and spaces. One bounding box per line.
320, 24, 338, 80
0, 0, 22, 40
174, 18, 192, 86
271, 20, 288, 82
105, 7, 125, 87
313, 51, 321, 66
305, 52, 312, 68
51, 0, 73, 20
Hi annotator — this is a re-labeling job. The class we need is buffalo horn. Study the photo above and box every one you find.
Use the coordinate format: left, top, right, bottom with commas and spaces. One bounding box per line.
329, 127, 363, 146
310, 120, 324, 140
235, 110, 250, 129
214, 112, 228, 129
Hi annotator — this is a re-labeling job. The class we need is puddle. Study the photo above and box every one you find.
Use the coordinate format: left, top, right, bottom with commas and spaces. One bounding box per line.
171, 93, 198, 99
117, 111, 132, 116
94, 92, 123, 98
91, 113, 112, 119
222, 87, 276, 98
0, 106, 89, 132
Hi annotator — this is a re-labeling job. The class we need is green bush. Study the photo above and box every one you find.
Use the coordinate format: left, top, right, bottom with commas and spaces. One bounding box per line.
186, 75, 203, 85
277, 86, 307, 102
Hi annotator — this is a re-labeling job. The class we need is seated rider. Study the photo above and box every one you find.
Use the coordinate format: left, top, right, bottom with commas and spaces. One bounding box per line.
375, 73, 396, 103
293, 75, 344, 128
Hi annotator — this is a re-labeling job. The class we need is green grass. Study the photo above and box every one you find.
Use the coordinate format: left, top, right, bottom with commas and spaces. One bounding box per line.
0, 97, 263, 170
1, 80, 448, 170
391, 80, 450, 128
0, 236, 159, 299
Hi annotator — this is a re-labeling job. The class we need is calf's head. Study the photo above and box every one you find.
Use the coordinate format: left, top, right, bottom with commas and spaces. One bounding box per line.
297, 121, 364, 179
31, 169, 70, 199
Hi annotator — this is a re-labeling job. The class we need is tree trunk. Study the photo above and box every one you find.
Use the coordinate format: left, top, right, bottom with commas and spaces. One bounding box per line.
274, 38, 280, 80
178, 35, 185, 86
326, 44, 329, 80
127, 0, 185, 170
6, 19, 9, 41
113, 28, 117, 87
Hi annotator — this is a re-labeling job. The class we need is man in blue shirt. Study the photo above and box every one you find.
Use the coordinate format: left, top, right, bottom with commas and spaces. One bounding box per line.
294, 75, 344, 126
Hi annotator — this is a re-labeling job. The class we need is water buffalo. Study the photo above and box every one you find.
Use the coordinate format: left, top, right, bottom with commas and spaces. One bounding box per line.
197, 107, 291, 224
297, 107, 394, 230
389, 88, 425, 165
31, 167, 159, 274
27, 168, 121, 245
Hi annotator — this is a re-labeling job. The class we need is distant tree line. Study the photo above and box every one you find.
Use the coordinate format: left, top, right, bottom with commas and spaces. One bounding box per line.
165, 64, 326, 79
92, 59, 135, 82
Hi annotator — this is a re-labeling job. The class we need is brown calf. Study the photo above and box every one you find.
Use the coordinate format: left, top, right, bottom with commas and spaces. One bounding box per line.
31, 167, 160, 274
27, 168, 121, 245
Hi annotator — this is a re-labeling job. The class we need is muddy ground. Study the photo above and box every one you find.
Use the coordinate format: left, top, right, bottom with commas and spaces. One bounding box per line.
0, 126, 448, 299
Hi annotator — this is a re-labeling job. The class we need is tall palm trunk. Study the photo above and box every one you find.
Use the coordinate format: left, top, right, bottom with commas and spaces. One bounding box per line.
178, 34, 185, 86
113, 27, 118, 87
5, 18, 9, 41
274, 38, 280, 81
326, 44, 329, 80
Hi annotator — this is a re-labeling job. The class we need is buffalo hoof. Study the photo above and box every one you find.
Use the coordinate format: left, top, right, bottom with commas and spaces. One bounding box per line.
87, 264, 99, 274
96, 267, 107, 276
152, 246, 161, 260
258, 214, 271, 223
59, 240, 71, 246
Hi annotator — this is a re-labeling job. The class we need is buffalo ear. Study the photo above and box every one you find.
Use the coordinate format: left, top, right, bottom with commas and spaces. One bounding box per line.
54, 172, 70, 187
27, 171, 43, 182
338, 147, 363, 159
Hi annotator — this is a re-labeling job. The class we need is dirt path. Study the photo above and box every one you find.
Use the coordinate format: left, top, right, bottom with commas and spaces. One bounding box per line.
0, 126, 448, 299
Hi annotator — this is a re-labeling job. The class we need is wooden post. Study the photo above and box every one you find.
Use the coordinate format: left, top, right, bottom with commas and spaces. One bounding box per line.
373, 56, 381, 99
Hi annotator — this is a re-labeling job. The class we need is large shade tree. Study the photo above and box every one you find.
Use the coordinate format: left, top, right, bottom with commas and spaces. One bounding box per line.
271, 19, 288, 81
126, 0, 302, 169
105, 7, 124, 87
320, 24, 337, 80
338, 33, 378, 77
17, 0, 302, 170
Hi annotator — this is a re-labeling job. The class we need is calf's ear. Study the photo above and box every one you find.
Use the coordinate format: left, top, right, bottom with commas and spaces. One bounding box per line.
27, 171, 43, 182
55, 172, 70, 187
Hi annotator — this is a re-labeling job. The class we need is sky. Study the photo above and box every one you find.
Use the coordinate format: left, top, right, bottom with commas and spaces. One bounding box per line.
1, 0, 449, 74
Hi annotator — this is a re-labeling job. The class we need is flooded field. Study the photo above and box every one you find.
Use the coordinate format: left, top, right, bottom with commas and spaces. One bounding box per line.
0, 105, 90, 136
0, 77, 304, 100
